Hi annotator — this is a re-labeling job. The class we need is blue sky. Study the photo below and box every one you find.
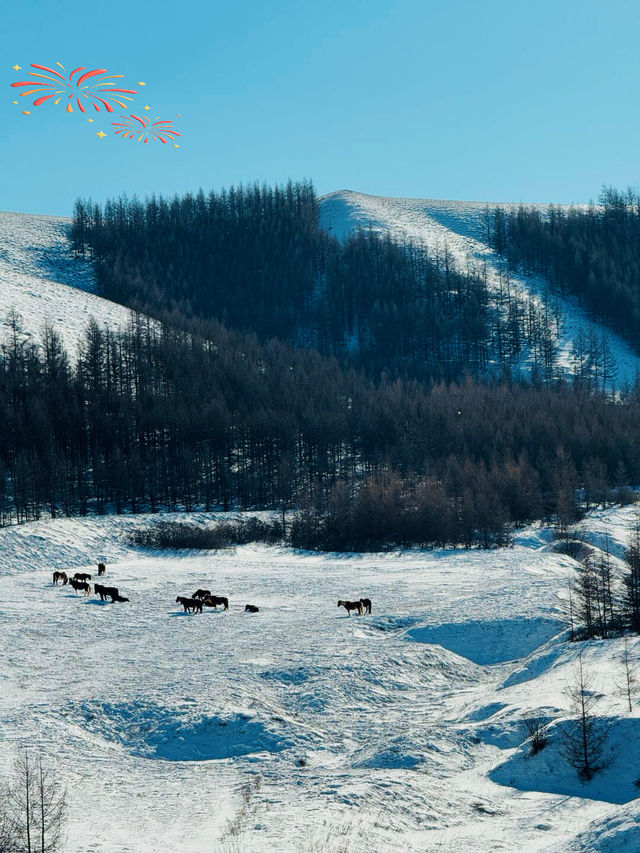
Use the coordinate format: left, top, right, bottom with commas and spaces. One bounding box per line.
2, 0, 639, 215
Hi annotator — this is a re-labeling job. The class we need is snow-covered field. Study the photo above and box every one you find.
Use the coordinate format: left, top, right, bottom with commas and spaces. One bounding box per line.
1, 509, 639, 851
319, 191, 640, 387
0, 211, 132, 354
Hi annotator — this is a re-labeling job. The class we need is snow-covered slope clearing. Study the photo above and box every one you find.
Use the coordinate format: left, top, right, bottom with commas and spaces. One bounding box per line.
0, 211, 133, 353
1, 509, 639, 851
319, 191, 640, 388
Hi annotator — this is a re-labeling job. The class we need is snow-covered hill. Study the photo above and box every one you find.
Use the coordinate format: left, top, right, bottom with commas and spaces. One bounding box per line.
0, 508, 639, 851
0, 211, 133, 354
319, 190, 640, 388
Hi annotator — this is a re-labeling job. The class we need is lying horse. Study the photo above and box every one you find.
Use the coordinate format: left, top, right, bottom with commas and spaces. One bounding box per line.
244, 604, 259, 613
176, 596, 203, 613
97, 562, 106, 576
69, 578, 91, 595
202, 595, 229, 611
73, 572, 92, 582
192, 589, 212, 600
338, 599, 362, 616
53, 571, 67, 586
360, 597, 372, 615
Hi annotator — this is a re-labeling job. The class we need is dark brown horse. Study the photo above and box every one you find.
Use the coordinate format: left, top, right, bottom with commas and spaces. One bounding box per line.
176, 596, 203, 613
360, 597, 372, 615
192, 589, 211, 599
69, 578, 91, 595
97, 562, 106, 576
202, 595, 229, 611
97, 585, 120, 601
244, 604, 259, 613
73, 572, 92, 582
338, 599, 362, 616
52, 571, 68, 586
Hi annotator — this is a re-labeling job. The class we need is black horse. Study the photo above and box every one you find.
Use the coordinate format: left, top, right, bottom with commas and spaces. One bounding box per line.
338, 599, 362, 616
176, 596, 203, 613
360, 597, 372, 614
244, 604, 259, 613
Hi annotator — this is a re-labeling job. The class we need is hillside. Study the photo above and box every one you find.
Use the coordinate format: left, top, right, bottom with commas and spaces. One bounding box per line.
319, 190, 640, 388
0, 507, 639, 851
0, 210, 132, 353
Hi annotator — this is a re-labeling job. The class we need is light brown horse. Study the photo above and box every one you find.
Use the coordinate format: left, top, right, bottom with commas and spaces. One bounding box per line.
52, 571, 68, 586
338, 600, 363, 616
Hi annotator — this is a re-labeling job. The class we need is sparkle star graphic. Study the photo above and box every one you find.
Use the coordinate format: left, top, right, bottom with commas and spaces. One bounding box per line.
96, 130, 107, 138
11, 64, 21, 71
143, 105, 150, 110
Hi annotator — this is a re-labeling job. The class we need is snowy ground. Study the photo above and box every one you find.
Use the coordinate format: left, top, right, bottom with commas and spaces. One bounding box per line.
319, 191, 640, 388
0, 211, 132, 354
1, 510, 639, 851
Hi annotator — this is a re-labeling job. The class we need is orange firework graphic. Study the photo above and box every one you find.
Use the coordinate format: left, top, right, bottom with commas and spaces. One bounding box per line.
112, 114, 181, 144
10, 62, 137, 113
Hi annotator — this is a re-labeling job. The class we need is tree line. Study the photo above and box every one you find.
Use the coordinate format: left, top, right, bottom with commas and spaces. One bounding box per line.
1, 309, 640, 547
488, 186, 640, 351
71, 182, 560, 384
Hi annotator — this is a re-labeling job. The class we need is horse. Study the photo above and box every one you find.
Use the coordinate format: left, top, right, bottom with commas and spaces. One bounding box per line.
69, 579, 91, 596
112, 594, 129, 603
192, 589, 212, 599
73, 572, 92, 582
52, 571, 67, 586
244, 604, 259, 613
97, 562, 106, 576
360, 597, 372, 615
95, 585, 119, 601
338, 599, 362, 616
202, 595, 229, 611
176, 596, 203, 613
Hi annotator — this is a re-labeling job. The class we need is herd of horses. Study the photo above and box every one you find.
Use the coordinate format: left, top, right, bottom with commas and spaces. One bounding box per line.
52, 564, 372, 617
338, 598, 372, 616
52, 564, 128, 603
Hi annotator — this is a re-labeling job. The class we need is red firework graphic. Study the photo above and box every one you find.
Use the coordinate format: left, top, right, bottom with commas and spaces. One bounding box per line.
112, 114, 181, 144
10, 62, 137, 113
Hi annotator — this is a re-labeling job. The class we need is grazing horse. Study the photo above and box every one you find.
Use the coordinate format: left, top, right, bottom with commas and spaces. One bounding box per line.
73, 572, 92, 582
95, 585, 119, 601
202, 595, 229, 611
112, 594, 129, 603
192, 589, 212, 600
52, 571, 67, 586
97, 562, 106, 576
176, 596, 203, 613
360, 597, 372, 615
244, 604, 259, 613
338, 599, 362, 616
69, 579, 91, 595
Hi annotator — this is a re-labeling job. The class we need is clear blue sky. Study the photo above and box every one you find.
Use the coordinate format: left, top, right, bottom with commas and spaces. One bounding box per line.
2, 0, 639, 215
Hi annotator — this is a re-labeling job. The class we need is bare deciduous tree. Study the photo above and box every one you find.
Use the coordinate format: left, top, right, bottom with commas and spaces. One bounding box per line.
2, 752, 66, 853
619, 637, 638, 713
562, 653, 610, 781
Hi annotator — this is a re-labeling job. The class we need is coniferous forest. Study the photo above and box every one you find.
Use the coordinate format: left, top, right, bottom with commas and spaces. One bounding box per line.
71, 182, 559, 383
1, 181, 639, 548
489, 186, 640, 348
